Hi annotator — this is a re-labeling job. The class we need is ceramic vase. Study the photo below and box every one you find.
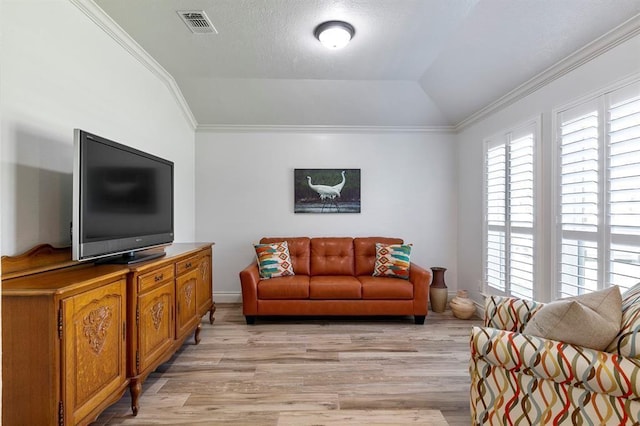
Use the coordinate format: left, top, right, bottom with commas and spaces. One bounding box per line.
429, 267, 448, 313
450, 290, 476, 319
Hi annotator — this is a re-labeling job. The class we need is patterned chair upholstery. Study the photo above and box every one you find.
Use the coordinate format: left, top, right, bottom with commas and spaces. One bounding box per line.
470, 283, 640, 425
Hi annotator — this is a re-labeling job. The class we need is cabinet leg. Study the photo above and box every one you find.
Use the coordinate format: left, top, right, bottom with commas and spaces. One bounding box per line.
130, 379, 142, 416
209, 302, 216, 324
194, 323, 202, 344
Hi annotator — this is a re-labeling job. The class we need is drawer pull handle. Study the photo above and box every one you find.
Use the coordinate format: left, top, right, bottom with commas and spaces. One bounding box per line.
155, 274, 163, 282
185, 262, 192, 268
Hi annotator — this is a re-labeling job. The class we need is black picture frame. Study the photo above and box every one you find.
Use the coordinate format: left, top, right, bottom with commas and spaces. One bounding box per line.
294, 169, 361, 213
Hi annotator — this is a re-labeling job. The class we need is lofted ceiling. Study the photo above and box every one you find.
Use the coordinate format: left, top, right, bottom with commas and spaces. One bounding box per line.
94, 0, 640, 129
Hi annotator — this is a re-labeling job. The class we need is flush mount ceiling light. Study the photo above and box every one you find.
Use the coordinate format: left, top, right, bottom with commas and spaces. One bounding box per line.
314, 20, 355, 49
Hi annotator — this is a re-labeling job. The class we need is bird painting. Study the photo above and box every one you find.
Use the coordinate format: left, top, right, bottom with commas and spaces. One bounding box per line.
306, 170, 345, 212
294, 169, 361, 214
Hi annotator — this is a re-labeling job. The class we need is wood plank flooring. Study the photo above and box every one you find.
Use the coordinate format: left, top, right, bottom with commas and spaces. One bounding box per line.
93, 303, 480, 426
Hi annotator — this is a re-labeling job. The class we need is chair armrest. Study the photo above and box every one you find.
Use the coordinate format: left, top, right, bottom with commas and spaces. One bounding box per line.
470, 326, 640, 399
484, 295, 544, 332
239, 262, 260, 315
409, 262, 431, 315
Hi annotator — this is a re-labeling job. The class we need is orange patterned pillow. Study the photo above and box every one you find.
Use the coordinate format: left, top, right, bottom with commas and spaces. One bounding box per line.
372, 243, 412, 280
254, 241, 295, 279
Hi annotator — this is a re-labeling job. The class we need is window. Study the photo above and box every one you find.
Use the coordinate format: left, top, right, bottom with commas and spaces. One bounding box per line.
556, 82, 640, 297
484, 121, 537, 300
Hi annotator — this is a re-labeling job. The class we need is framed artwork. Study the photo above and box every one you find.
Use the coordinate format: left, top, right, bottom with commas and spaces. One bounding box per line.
294, 169, 361, 213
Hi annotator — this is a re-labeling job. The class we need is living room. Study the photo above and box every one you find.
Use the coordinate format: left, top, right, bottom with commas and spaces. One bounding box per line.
2, 1, 640, 425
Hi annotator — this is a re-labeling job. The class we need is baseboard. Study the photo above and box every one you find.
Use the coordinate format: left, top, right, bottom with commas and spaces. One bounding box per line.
214, 292, 243, 303
475, 302, 484, 320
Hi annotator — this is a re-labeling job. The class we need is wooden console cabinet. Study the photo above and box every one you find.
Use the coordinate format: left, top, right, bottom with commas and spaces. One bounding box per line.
2, 260, 129, 426
126, 243, 214, 415
1, 243, 215, 425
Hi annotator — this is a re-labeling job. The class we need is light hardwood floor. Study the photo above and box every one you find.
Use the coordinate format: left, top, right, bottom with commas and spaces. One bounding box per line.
94, 303, 481, 425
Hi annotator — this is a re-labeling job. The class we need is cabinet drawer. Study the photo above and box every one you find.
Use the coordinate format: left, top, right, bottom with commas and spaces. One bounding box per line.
175, 255, 200, 276
138, 265, 174, 293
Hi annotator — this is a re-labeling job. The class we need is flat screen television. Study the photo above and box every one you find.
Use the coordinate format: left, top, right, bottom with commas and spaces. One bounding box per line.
72, 129, 174, 263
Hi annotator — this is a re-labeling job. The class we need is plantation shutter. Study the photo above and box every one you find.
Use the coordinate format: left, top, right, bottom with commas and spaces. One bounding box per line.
508, 132, 535, 300
608, 83, 640, 289
484, 123, 536, 299
557, 101, 600, 296
557, 82, 640, 297
486, 142, 506, 292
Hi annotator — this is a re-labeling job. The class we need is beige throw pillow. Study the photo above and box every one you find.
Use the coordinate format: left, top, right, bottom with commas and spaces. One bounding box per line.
523, 286, 622, 351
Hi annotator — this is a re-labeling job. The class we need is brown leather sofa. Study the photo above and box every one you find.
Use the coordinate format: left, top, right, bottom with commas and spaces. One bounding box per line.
239, 237, 432, 324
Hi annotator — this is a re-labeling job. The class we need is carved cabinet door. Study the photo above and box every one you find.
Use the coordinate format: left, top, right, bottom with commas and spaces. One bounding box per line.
196, 254, 212, 316
61, 278, 127, 425
175, 268, 199, 340
137, 280, 175, 373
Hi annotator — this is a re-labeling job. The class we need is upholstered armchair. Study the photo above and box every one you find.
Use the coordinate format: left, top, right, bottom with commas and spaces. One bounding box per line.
470, 284, 640, 425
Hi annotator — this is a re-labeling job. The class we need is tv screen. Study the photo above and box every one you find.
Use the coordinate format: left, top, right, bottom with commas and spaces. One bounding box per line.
72, 129, 174, 263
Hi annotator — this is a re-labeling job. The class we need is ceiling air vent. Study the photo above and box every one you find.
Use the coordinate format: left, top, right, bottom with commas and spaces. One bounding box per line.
177, 10, 217, 34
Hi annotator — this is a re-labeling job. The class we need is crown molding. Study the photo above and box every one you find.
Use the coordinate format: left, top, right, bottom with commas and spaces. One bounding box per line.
455, 13, 640, 132
69, 0, 198, 130
196, 124, 455, 134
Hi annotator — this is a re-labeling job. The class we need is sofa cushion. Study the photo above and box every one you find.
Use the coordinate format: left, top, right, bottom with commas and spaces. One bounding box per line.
523, 286, 622, 351
606, 282, 640, 358
261, 237, 311, 275
358, 276, 413, 300
310, 237, 355, 276
354, 237, 404, 276
310, 276, 361, 299
254, 241, 295, 279
372, 243, 412, 280
257, 275, 310, 300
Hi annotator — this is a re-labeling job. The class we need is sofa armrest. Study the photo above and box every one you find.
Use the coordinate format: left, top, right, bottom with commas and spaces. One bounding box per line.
484, 295, 545, 332
409, 262, 431, 315
239, 262, 260, 316
470, 326, 640, 399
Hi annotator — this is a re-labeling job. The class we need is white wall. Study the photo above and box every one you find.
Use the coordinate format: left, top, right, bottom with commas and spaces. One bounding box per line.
196, 131, 457, 301
457, 32, 640, 303
0, 0, 196, 256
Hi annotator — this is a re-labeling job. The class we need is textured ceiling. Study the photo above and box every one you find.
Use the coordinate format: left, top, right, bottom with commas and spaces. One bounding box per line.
94, 0, 640, 128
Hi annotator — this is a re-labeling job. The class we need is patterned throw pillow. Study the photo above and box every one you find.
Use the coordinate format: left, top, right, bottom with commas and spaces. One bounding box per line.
254, 241, 295, 279
484, 295, 545, 332
372, 243, 412, 280
606, 282, 640, 358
